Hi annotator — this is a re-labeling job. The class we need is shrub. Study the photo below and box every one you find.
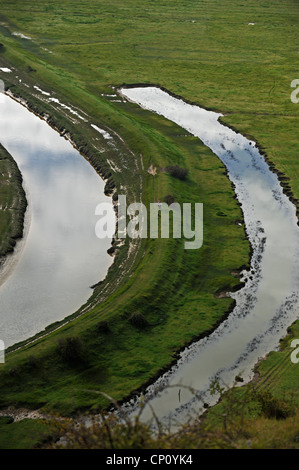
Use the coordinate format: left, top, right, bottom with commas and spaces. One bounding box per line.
97, 321, 110, 334
57, 336, 83, 363
8, 366, 21, 377
253, 390, 295, 420
166, 165, 189, 180
129, 312, 149, 329
163, 194, 175, 206
27, 355, 40, 370
27, 65, 36, 73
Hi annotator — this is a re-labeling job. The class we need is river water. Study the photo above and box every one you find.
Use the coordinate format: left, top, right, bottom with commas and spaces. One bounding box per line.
120, 86, 299, 427
0, 94, 114, 348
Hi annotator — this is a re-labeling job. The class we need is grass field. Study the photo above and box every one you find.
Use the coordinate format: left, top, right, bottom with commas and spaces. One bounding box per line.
0, 143, 27, 260
0, 416, 54, 449
0, 0, 298, 448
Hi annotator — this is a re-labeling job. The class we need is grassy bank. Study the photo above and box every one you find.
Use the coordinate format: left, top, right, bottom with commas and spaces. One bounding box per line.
0, 143, 27, 261
0, 416, 54, 449
0, 0, 298, 448
0, 74, 248, 415
0, 85, 250, 444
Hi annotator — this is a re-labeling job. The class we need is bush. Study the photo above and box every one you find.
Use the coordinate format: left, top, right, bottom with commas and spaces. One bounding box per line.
8, 366, 21, 377
57, 336, 83, 363
166, 165, 189, 180
163, 194, 175, 206
27, 65, 36, 73
97, 321, 110, 333
129, 312, 149, 329
254, 390, 295, 420
27, 355, 40, 370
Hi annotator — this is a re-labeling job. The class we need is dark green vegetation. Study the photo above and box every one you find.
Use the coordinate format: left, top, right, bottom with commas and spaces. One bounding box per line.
165, 165, 189, 180
51, 320, 299, 449
0, 0, 298, 449
49, 388, 299, 449
0, 416, 54, 449
199, 319, 299, 448
0, 143, 27, 260
254, 320, 299, 402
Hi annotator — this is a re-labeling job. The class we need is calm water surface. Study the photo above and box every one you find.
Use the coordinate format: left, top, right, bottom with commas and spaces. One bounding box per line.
120, 86, 299, 426
0, 95, 114, 347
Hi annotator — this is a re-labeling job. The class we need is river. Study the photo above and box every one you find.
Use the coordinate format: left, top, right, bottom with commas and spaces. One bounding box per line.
120, 86, 299, 427
0, 94, 114, 348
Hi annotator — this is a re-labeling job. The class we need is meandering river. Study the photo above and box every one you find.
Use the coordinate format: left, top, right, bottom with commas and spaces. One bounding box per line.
0, 94, 114, 348
120, 86, 299, 427
1, 86, 298, 429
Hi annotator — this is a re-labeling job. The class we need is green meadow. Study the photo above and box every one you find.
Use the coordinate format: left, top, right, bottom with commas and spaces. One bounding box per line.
0, 0, 298, 448
0, 143, 27, 259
